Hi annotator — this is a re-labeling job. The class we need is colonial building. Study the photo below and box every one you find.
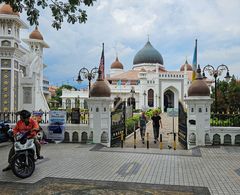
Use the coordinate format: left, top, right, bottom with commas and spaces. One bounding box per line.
0, 4, 49, 112
61, 40, 194, 111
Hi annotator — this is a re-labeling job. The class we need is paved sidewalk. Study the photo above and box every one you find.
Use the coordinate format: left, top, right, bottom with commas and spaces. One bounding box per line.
124, 113, 184, 149
0, 143, 240, 195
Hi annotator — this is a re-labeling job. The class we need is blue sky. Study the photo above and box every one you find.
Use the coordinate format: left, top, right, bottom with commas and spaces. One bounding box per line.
19, 0, 240, 88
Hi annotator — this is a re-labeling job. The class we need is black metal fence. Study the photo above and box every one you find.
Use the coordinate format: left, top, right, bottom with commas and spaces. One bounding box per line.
111, 104, 126, 147
0, 111, 89, 124
211, 112, 240, 127
178, 102, 187, 149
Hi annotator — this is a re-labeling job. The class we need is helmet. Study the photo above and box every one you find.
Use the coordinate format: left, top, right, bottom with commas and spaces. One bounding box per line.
17, 110, 31, 119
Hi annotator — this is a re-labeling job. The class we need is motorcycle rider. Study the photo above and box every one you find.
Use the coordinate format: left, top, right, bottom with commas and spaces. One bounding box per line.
2, 110, 43, 172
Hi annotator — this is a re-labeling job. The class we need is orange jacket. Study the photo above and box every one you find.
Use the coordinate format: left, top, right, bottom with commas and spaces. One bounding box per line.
13, 118, 39, 138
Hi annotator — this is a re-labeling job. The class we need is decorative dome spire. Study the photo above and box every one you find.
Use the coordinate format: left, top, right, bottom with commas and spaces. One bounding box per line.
180, 60, 193, 71
188, 65, 210, 96
133, 41, 164, 65
90, 70, 111, 97
0, 4, 20, 16
110, 57, 123, 69
29, 26, 44, 40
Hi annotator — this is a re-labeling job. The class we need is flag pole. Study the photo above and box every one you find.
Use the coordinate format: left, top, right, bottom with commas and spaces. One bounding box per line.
192, 39, 197, 81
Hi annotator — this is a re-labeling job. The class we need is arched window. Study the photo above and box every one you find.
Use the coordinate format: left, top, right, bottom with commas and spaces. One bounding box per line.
148, 89, 154, 107
224, 134, 231, 145
213, 134, 221, 145
66, 99, 71, 109
1, 40, 10, 47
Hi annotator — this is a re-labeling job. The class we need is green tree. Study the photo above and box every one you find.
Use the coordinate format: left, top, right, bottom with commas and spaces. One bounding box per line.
228, 76, 240, 113
50, 84, 76, 108
1, 0, 96, 30
211, 75, 240, 113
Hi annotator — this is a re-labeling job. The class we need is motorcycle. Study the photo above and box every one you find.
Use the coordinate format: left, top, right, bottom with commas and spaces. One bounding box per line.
10, 130, 36, 178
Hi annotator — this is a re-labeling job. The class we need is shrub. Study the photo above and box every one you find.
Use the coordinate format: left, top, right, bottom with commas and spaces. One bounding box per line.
126, 114, 140, 135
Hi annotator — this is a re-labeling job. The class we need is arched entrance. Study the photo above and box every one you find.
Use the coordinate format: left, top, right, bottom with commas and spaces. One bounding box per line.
148, 89, 154, 107
164, 90, 174, 112
127, 97, 135, 109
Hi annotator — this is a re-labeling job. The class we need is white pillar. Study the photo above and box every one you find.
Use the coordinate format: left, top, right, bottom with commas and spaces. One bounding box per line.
87, 97, 113, 147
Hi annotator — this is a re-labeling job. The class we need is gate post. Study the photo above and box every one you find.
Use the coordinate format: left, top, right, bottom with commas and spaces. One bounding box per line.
86, 70, 112, 147
185, 66, 213, 149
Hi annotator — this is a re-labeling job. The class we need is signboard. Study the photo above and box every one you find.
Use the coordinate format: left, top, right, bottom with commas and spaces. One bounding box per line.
32, 111, 44, 123
48, 111, 66, 141
167, 108, 178, 117
71, 108, 80, 124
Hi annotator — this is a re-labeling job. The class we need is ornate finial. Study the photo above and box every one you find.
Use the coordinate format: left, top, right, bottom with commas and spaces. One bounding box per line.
147, 34, 150, 42
114, 43, 118, 59
196, 64, 203, 80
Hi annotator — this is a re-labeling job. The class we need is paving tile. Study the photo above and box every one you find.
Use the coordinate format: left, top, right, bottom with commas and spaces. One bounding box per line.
0, 141, 240, 194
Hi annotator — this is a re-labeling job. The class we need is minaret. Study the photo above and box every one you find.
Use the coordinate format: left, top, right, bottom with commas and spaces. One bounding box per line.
110, 56, 124, 77
0, 4, 28, 112
20, 26, 50, 111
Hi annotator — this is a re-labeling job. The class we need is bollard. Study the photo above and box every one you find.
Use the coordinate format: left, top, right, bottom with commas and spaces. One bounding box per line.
173, 133, 176, 150
121, 131, 124, 148
134, 129, 136, 149
160, 134, 163, 150
147, 132, 149, 149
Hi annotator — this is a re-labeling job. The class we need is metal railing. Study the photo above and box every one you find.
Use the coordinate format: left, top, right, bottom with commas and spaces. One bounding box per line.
0, 111, 89, 124
211, 112, 240, 127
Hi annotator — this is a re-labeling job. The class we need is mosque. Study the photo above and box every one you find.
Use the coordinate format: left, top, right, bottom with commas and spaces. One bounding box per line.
61, 40, 194, 111
0, 4, 50, 112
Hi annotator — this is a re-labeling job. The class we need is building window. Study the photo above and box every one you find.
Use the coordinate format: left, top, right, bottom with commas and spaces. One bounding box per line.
191, 108, 194, 112
206, 107, 208, 112
1, 40, 11, 47
148, 89, 154, 107
104, 107, 106, 112
8, 28, 11, 34
23, 87, 32, 104
96, 107, 99, 112
199, 108, 202, 113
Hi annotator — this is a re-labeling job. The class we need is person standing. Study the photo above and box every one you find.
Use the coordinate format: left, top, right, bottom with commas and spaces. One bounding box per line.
151, 110, 163, 143
139, 111, 147, 144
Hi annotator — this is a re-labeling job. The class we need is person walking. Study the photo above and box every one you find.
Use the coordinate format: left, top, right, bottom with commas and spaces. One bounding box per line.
139, 111, 147, 144
151, 110, 163, 144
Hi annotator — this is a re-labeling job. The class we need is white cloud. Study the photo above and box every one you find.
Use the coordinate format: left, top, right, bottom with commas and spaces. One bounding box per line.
15, 0, 240, 85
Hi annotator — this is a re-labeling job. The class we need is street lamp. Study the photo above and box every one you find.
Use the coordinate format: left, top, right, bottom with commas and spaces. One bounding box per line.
76, 67, 98, 97
130, 86, 135, 109
202, 64, 231, 113
158, 95, 160, 108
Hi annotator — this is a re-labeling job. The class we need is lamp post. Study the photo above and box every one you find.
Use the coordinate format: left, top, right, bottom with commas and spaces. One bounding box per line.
155, 94, 158, 107
76, 67, 98, 97
202, 64, 231, 113
158, 95, 160, 109
143, 90, 146, 108
130, 86, 135, 109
